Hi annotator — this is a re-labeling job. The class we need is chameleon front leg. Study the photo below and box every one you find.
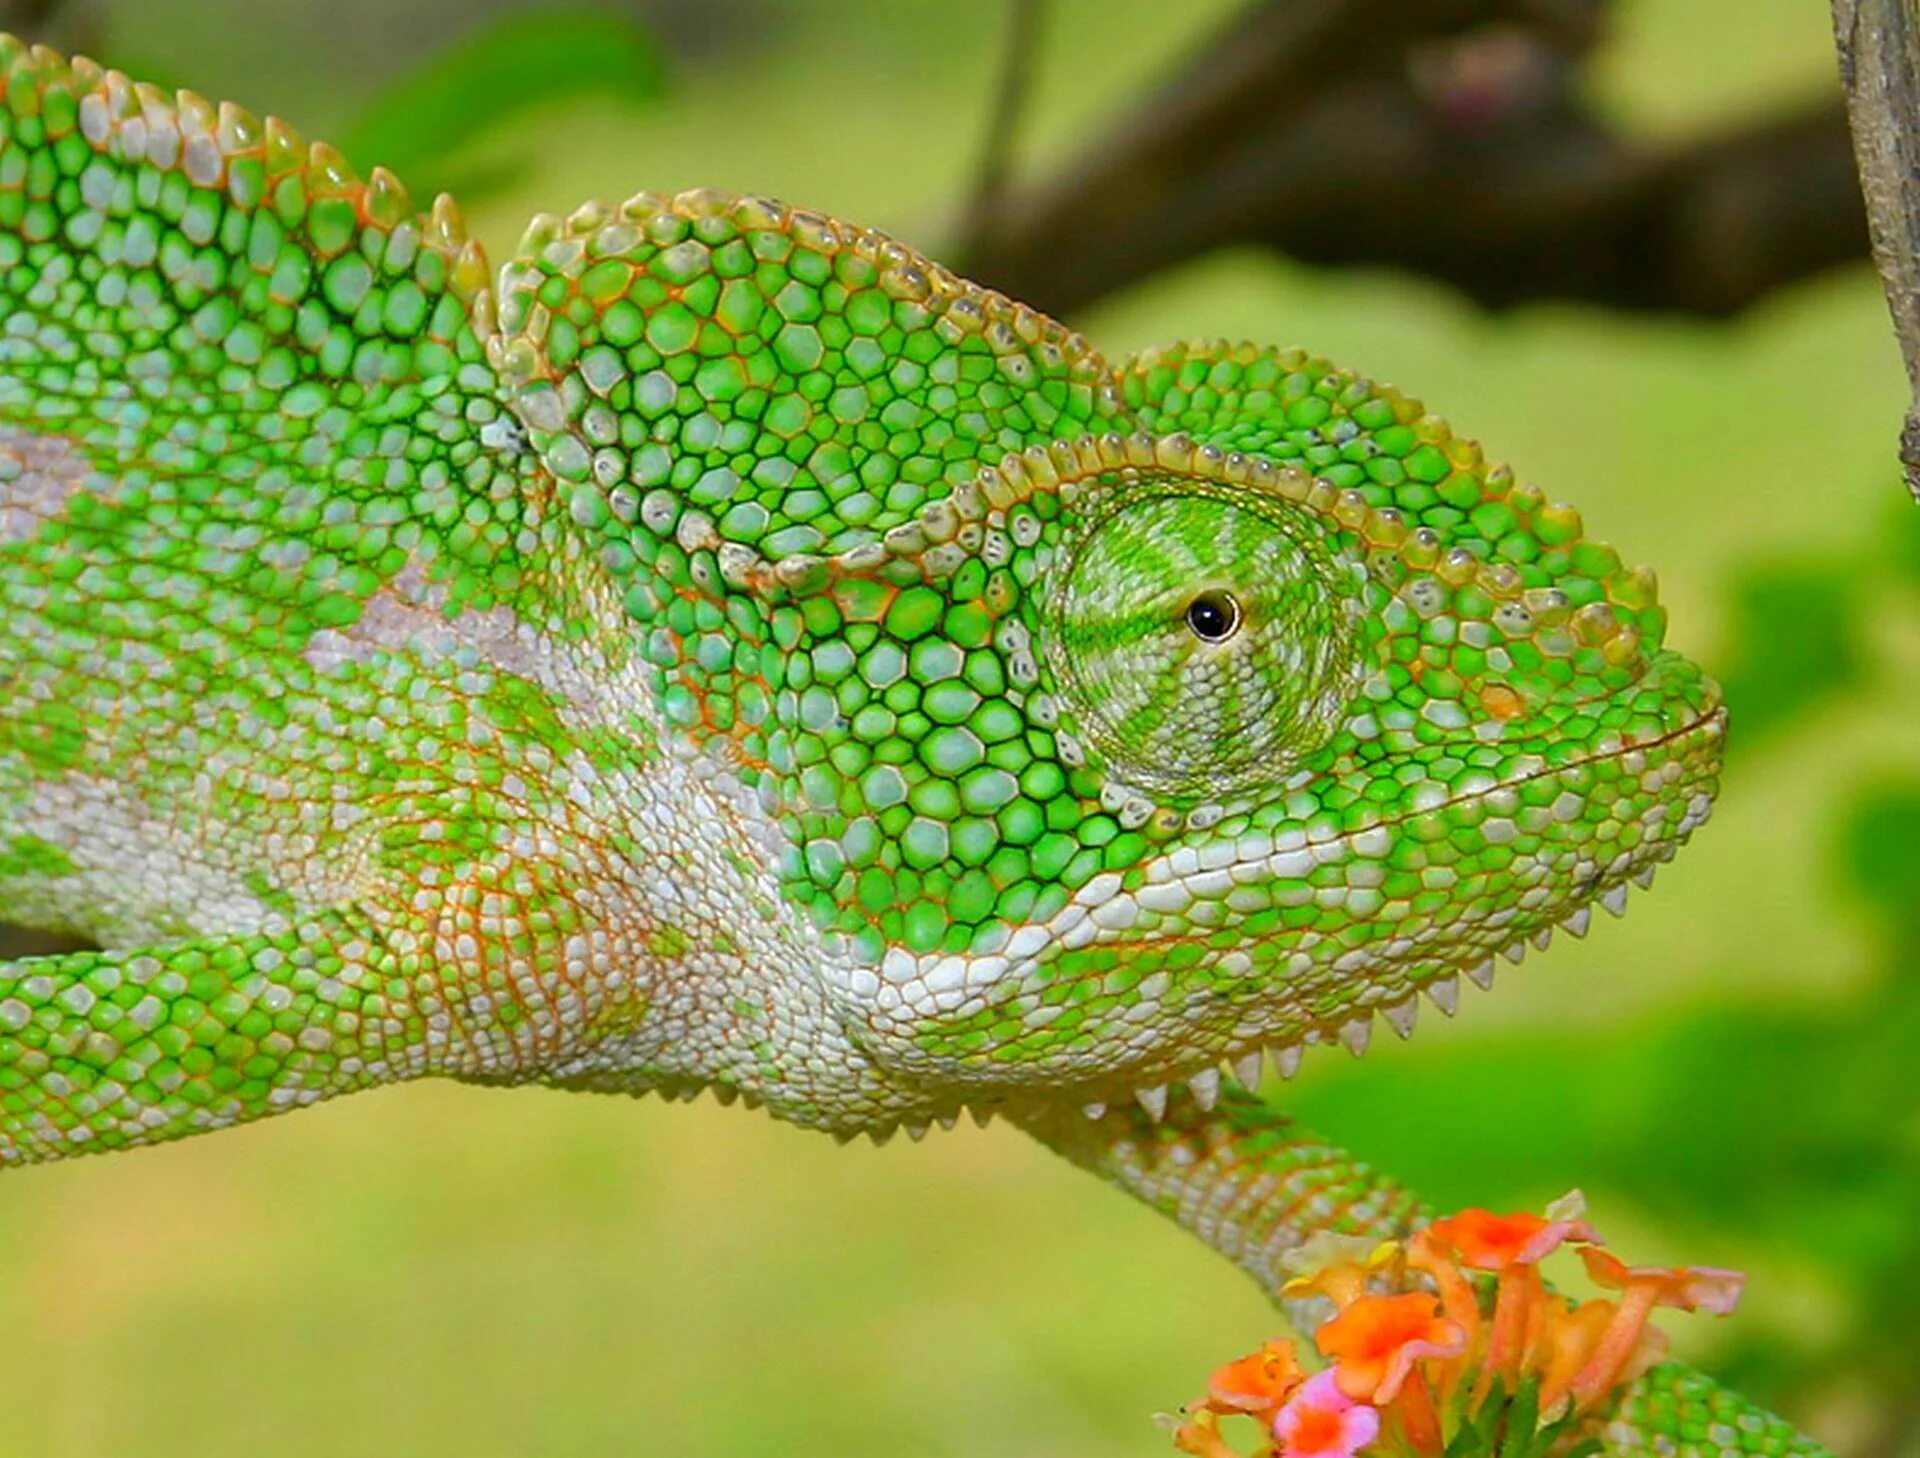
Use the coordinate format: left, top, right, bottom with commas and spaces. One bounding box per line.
1016, 1085, 1425, 1292
0, 908, 438, 1163
1014, 1087, 1828, 1457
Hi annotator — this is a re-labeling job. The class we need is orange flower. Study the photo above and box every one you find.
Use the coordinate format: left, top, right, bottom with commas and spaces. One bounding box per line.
1404, 1228, 1481, 1358
1533, 1296, 1618, 1415
1168, 1408, 1244, 1458
1570, 1248, 1745, 1409
1425, 1193, 1597, 1273
1162, 1198, 1751, 1458
1427, 1193, 1599, 1402
1316, 1292, 1466, 1404
1579, 1250, 1746, 1315
1280, 1233, 1399, 1310
1200, 1339, 1307, 1423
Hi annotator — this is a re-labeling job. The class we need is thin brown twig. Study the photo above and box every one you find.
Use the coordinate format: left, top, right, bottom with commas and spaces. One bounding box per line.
960, 0, 1047, 255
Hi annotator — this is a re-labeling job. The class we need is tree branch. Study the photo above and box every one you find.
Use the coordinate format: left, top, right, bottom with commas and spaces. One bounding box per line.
957, 0, 1866, 325
1832, 0, 1920, 501
0, 0, 101, 55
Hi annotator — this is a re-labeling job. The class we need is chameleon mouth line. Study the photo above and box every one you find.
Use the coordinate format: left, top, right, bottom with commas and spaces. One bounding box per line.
1357, 702, 1727, 845
863, 705, 1727, 1123
1064, 706, 1729, 1121
873, 705, 1726, 997
1130, 701, 1729, 904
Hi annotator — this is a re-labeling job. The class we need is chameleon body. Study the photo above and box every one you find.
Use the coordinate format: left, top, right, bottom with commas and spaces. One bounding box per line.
0, 37, 1820, 1454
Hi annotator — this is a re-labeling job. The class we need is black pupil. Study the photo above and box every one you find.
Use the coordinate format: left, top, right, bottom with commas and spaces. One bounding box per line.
1186, 591, 1239, 642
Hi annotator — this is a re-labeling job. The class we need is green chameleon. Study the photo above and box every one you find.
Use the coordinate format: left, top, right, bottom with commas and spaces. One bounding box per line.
0, 34, 1822, 1455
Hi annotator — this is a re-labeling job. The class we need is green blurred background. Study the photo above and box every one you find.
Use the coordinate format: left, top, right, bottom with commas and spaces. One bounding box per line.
0, 1, 1914, 1453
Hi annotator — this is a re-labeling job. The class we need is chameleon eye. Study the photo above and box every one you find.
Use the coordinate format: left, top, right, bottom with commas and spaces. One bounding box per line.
1043, 479, 1363, 800
1184, 589, 1241, 643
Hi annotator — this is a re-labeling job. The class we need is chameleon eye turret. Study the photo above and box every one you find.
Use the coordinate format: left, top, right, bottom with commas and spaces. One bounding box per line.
1042, 475, 1364, 801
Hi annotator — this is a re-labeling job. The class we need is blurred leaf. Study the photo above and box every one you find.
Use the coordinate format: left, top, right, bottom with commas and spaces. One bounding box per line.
1290, 1006, 1920, 1244
403, 154, 544, 224
1298, 997, 1920, 1263
1839, 779, 1920, 931
1716, 561, 1862, 747
340, 6, 664, 203
1887, 493, 1920, 586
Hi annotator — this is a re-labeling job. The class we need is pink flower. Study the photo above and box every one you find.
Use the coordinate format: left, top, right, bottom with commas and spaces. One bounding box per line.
1272, 1370, 1381, 1458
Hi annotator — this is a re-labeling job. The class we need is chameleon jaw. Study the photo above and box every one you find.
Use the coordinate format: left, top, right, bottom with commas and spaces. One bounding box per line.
832, 697, 1725, 1125
1087, 701, 1725, 1125
1104, 700, 1724, 1123
1094, 846, 1662, 1126
548, 733, 1701, 1149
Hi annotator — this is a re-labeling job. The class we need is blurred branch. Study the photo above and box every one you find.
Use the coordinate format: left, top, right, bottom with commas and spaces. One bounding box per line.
1832, 0, 1920, 502
0, 926, 90, 960
0, 0, 99, 53
959, 0, 1046, 251
956, 0, 1866, 322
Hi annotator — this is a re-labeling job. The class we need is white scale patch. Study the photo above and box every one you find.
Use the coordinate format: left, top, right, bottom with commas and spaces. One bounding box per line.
0, 425, 103, 545
296, 562, 944, 1128
17, 771, 300, 946
859, 827, 1364, 1023
512, 707, 946, 1130
301, 558, 638, 734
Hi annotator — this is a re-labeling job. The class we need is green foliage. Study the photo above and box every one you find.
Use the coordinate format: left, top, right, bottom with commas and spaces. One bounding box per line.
339, 6, 664, 203
1442, 1377, 1590, 1458
1887, 495, 1920, 587
1840, 779, 1920, 930
1715, 562, 1861, 748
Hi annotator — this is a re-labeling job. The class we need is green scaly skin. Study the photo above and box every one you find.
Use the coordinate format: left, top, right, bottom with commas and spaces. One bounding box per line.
0, 37, 1819, 1454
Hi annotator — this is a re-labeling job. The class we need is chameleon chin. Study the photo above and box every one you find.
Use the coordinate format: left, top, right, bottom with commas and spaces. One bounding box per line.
0, 32, 1815, 1455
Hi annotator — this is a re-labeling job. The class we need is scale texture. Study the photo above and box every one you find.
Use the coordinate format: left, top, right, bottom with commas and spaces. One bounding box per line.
0, 35, 1820, 1456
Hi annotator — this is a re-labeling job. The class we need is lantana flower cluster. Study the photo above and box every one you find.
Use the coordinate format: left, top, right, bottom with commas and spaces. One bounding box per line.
1164, 1194, 1744, 1458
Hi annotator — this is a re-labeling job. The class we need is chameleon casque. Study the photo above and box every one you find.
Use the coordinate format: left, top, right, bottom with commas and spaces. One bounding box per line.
0, 35, 1823, 1455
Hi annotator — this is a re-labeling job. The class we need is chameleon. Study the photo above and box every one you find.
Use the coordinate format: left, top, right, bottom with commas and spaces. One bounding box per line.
0, 34, 1823, 1456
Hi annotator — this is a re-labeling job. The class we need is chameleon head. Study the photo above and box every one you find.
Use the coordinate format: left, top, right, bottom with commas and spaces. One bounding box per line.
783, 434, 1723, 1106
495, 195, 1722, 1112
